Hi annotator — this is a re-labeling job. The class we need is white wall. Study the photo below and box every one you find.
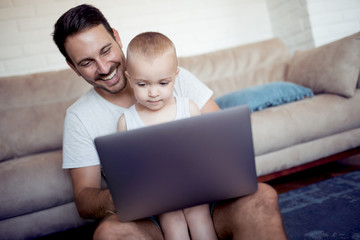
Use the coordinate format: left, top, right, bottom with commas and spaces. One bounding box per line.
267, 0, 360, 54
1, 0, 358, 77
0, 0, 273, 77
307, 0, 360, 46
267, 0, 315, 53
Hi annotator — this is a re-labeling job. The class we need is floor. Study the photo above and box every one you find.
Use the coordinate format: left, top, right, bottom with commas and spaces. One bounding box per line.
38, 155, 360, 239
267, 154, 360, 194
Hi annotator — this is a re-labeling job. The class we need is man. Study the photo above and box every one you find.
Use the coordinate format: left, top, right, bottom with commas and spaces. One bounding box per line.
53, 4, 287, 240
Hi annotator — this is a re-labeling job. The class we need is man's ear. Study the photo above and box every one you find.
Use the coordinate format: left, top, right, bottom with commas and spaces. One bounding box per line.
112, 28, 123, 48
124, 71, 134, 89
67, 60, 81, 76
124, 70, 130, 80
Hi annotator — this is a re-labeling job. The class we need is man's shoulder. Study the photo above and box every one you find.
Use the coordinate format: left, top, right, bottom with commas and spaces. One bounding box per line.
174, 67, 196, 89
177, 66, 192, 78
64, 87, 120, 140
67, 88, 97, 114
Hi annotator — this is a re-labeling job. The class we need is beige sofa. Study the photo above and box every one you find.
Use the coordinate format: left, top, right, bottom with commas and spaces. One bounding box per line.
1, 32, 359, 239
179, 32, 360, 180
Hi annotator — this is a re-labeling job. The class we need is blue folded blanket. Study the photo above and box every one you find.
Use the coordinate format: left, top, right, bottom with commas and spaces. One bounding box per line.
215, 82, 314, 112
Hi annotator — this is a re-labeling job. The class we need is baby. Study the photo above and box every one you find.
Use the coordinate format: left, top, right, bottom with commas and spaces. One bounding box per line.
117, 32, 217, 240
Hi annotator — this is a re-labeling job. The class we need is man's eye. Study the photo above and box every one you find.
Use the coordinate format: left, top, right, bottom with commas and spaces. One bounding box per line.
102, 47, 111, 55
80, 61, 92, 67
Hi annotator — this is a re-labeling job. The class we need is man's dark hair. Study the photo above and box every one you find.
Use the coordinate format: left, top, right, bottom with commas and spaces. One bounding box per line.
52, 4, 115, 64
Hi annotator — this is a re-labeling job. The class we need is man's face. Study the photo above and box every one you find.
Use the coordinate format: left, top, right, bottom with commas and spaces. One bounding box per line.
64, 24, 127, 94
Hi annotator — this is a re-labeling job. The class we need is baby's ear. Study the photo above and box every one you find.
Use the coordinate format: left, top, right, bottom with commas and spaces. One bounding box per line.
176, 67, 180, 75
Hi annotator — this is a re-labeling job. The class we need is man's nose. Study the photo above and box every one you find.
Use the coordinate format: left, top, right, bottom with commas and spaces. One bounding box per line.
97, 60, 110, 74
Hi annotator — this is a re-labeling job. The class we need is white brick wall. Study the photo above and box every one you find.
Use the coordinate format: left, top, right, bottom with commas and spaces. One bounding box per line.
267, 0, 360, 53
267, 0, 315, 53
307, 0, 360, 46
0, 0, 273, 77
1, 0, 358, 77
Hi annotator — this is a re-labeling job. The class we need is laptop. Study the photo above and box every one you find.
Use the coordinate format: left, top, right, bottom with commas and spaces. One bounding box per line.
95, 105, 257, 222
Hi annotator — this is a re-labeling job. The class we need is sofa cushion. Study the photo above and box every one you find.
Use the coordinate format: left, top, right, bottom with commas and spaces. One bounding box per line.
0, 150, 73, 220
0, 69, 90, 162
286, 32, 360, 98
215, 82, 314, 112
0, 100, 75, 162
178, 38, 290, 98
251, 90, 360, 156
0, 202, 92, 240
256, 128, 360, 177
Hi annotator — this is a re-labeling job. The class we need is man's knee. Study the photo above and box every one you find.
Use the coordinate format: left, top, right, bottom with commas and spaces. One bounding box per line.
93, 219, 138, 240
93, 219, 114, 240
229, 183, 279, 215
250, 183, 281, 216
257, 183, 279, 203
212, 183, 285, 239
93, 215, 162, 240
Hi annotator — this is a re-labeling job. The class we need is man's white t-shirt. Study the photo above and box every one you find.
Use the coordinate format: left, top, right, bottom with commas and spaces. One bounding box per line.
62, 67, 213, 169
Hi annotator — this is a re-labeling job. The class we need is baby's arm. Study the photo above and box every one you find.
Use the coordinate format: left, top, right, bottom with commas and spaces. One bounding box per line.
189, 100, 201, 117
117, 114, 127, 132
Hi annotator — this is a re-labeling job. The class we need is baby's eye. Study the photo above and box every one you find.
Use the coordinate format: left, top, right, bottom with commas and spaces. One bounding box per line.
138, 83, 146, 87
160, 82, 169, 86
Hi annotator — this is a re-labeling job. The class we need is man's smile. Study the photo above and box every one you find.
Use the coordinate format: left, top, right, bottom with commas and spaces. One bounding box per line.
100, 68, 118, 81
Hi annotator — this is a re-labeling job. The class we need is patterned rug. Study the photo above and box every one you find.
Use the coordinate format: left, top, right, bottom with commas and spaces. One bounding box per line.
279, 170, 360, 240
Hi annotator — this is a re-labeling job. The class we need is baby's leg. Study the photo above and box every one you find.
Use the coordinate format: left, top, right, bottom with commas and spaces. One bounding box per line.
159, 210, 190, 240
183, 204, 217, 240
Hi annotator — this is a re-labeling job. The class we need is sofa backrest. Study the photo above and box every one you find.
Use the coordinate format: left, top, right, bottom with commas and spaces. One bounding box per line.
178, 38, 290, 98
0, 69, 91, 162
0, 38, 290, 162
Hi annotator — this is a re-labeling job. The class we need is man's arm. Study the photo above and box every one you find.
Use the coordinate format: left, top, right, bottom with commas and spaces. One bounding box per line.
70, 165, 115, 219
201, 98, 220, 114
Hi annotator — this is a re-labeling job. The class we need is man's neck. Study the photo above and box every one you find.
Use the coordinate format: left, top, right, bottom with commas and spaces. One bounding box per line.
94, 83, 136, 109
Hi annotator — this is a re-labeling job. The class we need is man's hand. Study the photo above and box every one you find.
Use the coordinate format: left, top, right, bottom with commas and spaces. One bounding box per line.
70, 165, 115, 219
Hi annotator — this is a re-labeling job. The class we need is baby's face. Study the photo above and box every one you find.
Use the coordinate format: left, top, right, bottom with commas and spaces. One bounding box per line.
125, 52, 179, 111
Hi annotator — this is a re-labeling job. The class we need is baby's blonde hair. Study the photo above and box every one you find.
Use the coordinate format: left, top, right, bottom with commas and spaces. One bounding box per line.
126, 32, 177, 64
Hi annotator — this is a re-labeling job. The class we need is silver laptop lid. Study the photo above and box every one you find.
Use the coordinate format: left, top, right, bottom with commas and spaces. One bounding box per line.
95, 105, 257, 222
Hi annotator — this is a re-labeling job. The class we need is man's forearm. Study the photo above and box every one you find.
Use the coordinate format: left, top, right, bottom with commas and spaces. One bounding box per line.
75, 188, 115, 219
